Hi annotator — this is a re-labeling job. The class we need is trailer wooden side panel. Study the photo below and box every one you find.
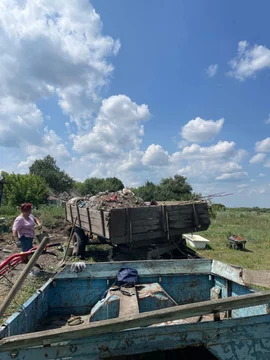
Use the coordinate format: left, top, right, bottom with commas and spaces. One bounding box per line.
66, 201, 210, 245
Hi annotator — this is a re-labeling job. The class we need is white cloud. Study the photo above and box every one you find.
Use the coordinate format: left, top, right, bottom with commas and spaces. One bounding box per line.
265, 114, 270, 124
237, 184, 249, 189
255, 138, 270, 152
24, 127, 70, 164
177, 165, 192, 177
0, 97, 43, 147
264, 160, 270, 168
181, 117, 224, 143
228, 41, 270, 81
171, 141, 236, 162
220, 162, 242, 173
231, 149, 248, 163
72, 95, 151, 156
18, 156, 38, 170
142, 144, 169, 167
206, 64, 218, 78
0, 0, 120, 149
249, 153, 266, 164
216, 172, 248, 181
258, 173, 266, 177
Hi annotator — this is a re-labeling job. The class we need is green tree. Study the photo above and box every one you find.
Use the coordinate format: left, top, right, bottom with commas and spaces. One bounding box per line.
1, 172, 48, 207
82, 177, 124, 195
159, 175, 193, 200
132, 181, 157, 201
29, 155, 74, 193
132, 175, 196, 201
73, 181, 85, 195
105, 177, 124, 192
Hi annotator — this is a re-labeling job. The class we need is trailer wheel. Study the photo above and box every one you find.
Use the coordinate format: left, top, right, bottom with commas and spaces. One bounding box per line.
72, 229, 87, 257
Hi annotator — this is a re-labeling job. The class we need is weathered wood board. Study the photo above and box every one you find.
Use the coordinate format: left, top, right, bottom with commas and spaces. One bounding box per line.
66, 201, 210, 245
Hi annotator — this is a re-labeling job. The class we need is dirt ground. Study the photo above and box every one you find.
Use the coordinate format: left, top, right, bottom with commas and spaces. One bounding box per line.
0, 225, 70, 307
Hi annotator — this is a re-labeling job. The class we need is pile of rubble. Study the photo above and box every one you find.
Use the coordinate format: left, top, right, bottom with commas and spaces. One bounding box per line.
68, 189, 145, 211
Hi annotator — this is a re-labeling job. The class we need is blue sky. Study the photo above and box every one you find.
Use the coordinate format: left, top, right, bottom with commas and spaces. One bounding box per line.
1, 0, 270, 207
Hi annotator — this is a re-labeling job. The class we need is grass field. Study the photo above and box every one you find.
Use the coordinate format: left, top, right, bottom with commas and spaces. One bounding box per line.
198, 209, 270, 270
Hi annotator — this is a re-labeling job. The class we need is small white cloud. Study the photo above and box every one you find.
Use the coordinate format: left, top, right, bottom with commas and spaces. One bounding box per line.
228, 41, 270, 81
237, 184, 248, 189
265, 114, 270, 124
18, 156, 38, 169
181, 117, 224, 143
249, 153, 266, 164
178, 141, 236, 160
177, 165, 192, 176
142, 144, 169, 167
220, 162, 242, 173
206, 64, 218, 78
258, 173, 266, 177
264, 160, 270, 168
216, 172, 248, 181
255, 138, 270, 152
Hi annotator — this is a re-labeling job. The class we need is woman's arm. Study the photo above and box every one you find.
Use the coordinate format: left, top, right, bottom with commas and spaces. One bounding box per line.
34, 217, 42, 229
12, 217, 22, 240
34, 217, 40, 225
12, 230, 19, 241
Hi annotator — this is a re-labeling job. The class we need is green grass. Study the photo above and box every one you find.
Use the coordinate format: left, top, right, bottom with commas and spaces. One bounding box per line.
0, 278, 45, 324
33, 205, 65, 228
0, 205, 18, 216
198, 209, 270, 270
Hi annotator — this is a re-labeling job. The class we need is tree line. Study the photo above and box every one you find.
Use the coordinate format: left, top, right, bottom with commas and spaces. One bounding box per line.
1, 155, 198, 207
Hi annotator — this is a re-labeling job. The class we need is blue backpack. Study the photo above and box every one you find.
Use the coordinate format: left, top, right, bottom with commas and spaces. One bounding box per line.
116, 267, 138, 288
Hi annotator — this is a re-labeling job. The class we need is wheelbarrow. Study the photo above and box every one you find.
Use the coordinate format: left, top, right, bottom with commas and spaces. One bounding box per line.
227, 235, 246, 250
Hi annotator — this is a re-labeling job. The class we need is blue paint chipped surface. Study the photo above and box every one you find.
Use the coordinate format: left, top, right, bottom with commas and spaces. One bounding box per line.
0, 260, 270, 360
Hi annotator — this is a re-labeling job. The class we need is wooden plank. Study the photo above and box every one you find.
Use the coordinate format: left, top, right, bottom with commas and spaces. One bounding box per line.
76, 205, 81, 228
109, 209, 126, 237
211, 260, 245, 285
100, 210, 105, 237
243, 270, 270, 288
1, 290, 270, 351
86, 207, 92, 233
110, 226, 207, 245
129, 207, 161, 220
78, 214, 109, 224
118, 287, 139, 318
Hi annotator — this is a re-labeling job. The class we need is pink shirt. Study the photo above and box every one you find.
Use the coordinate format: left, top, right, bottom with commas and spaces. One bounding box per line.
12, 214, 35, 238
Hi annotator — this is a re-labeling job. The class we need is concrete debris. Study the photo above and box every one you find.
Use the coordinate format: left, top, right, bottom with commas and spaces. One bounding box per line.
67, 189, 145, 211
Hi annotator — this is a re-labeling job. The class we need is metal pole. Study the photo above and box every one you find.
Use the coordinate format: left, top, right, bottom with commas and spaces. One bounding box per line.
0, 236, 50, 318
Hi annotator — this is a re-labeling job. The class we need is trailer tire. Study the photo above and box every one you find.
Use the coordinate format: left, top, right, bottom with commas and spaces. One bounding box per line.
72, 229, 87, 257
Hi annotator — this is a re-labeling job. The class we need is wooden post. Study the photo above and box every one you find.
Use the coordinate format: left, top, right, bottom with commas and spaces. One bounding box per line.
0, 236, 50, 318
76, 205, 81, 228
86, 207, 92, 234
100, 210, 105, 238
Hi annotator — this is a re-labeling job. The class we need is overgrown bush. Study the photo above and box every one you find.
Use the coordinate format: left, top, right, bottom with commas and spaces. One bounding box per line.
33, 206, 65, 228
0, 205, 18, 216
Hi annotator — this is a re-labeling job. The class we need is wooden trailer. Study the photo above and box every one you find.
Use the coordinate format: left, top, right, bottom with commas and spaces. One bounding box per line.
65, 200, 210, 259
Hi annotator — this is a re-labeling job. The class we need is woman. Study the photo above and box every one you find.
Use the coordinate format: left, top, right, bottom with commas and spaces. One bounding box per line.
12, 203, 41, 252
